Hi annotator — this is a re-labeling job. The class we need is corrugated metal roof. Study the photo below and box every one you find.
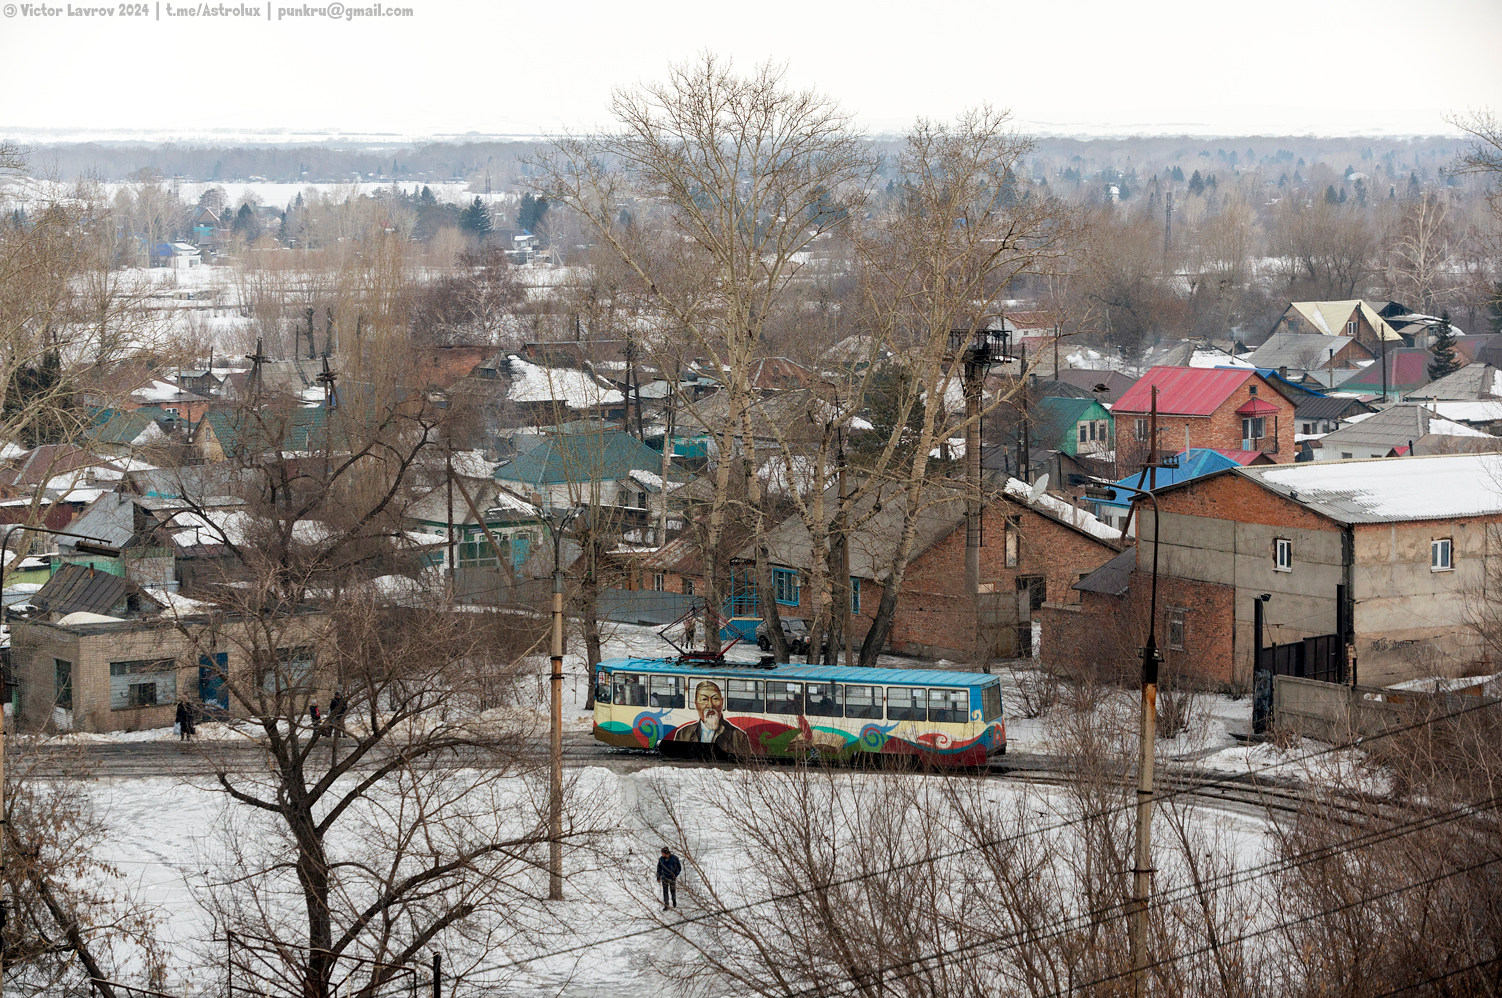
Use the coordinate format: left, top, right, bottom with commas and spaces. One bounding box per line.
1235, 396, 1281, 416
597, 656, 1001, 688
1113, 366, 1257, 416
1073, 546, 1136, 596
1241, 453, 1502, 523
1336, 349, 1434, 392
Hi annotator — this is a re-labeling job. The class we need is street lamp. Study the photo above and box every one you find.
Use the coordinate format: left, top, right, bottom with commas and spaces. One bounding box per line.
544, 505, 583, 901
1081, 478, 1160, 998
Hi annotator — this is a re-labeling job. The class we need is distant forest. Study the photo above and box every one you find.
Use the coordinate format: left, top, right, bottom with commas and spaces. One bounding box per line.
12, 134, 1474, 192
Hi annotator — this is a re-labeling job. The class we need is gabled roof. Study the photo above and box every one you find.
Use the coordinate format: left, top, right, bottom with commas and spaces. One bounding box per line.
1073, 546, 1136, 597
493, 430, 661, 488
1334, 349, 1435, 393
1313, 403, 1492, 451
1245, 332, 1360, 371
30, 563, 162, 618
1295, 395, 1375, 421
1051, 369, 1137, 404
1286, 301, 1404, 342
1113, 366, 1284, 416
1235, 396, 1281, 416
1407, 363, 1502, 401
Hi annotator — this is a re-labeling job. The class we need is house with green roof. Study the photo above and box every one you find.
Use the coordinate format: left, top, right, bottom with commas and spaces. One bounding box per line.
493, 429, 666, 509
1030, 396, 1114, 459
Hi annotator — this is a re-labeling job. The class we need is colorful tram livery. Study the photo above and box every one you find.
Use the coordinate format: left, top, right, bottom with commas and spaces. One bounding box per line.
592, 659, 1005, 767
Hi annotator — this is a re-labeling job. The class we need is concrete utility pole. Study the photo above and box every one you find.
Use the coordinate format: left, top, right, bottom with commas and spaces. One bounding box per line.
547, 507, 582, 900
1080, 474, 1160, 998
955, 327, 1001, 668
837, 426, 854, 670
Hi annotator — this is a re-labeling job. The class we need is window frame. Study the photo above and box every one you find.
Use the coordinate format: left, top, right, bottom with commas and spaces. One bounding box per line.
805, 682, 842, 717
726, 679, 764, 712
1168, 609, 1186, 651
652, 572, 665, 592
765, 680, 804, 715
887, 686, 928, 722
850, 576, 860, 614
648, 674, 685, 709
613, 672, 648, 707
980, 683, 1003, 722
1241, 416, 1266, 441
772, 567, 800, 606
109, 658, 177, 711
1134, 417, 1150, 442
54, 658, 72, 710
1432, 537, 1454, 572
843, 684, 883, 720
928, 688, 970, 724
1274, 537, 1293, 572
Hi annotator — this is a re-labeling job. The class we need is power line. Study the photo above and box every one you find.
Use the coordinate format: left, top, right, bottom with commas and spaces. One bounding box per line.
463, 693, 1502, 979
776, 792, 1502, 998
1367, 953, 1502, 997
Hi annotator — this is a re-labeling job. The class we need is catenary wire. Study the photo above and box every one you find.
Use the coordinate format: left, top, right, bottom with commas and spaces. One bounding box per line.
462, 692, 1502, 978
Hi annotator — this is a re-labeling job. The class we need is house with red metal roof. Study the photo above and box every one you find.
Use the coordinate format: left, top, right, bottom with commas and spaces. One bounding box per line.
1333, 348, 1435, 399
1112, 366, 1297, 470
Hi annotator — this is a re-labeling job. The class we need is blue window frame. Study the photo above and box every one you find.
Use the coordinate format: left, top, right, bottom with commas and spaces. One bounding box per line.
773, 568, 799, 606
851, 577, 860, 614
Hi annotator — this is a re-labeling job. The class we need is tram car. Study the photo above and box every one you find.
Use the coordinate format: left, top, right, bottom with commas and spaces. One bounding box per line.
592, 658, 1005, 767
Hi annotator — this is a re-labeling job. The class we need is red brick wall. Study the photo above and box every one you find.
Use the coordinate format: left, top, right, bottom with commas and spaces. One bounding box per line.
1040, 571, 1237, 686
1114, 375, 1296, 467
1154, 472, 1336, 531
890, 500, 1121, 659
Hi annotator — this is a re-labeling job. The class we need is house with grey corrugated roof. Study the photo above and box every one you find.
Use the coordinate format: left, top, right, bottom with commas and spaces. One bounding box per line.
1310, 403, 1500, 461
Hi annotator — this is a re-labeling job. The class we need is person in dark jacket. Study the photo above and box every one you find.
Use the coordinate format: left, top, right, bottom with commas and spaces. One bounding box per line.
328, 691, 347, 736
175, 700, 195, 741
656, 847, 682, 909
309, 702, 322, 730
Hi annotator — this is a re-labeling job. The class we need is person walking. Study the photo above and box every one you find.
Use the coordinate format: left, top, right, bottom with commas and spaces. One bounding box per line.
309, 702, 322, 731
175, 700, 192, 742
656, 846, 682, 910
328, 691, 347, 736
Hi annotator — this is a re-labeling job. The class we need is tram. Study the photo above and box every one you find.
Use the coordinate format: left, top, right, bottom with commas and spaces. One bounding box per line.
591, 657, 1005, 767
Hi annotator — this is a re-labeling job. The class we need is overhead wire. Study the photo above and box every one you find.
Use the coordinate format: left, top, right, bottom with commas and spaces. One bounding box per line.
460, 692, 1502, 979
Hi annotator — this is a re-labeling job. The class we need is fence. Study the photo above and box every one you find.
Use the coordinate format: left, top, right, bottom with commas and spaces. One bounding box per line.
1273, 674, 1500, 745
596, 588, 702, 627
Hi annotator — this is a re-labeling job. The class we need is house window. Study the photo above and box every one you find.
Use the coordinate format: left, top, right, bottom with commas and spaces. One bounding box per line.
1241, 416, 1265, 441
652, 572, 665, 592
110, 658, 177, 710
851, 577, 861, 614
1432, 538, 1453, 572
638, 491, 647, 509
773, 568, 799, 606
1168, 611, 1186, 651
1079, 424, 1089, 444
1346, 320, 1358, 336
1004, 516, 1020, 568
55, 659, 72, 710
1134, 418, 1150, 442
1341, 452, 1353, 460
1274, 538, 1293, 572
684, 578, 695, 596
1302, 422, 1313, 434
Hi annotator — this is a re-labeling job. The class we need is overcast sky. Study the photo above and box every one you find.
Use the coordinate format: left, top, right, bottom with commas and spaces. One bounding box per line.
2, 0, 1500, 140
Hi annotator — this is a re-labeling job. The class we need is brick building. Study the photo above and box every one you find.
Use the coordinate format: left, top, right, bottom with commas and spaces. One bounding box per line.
11, 608, 329, 734
1113, 367, 1297, 471
738, 479, 1123, 662
1040, 454, 1502, 689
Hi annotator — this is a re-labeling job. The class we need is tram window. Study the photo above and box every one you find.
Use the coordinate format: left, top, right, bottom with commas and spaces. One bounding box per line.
844, 685, 882, 720
887, 686, 927, 721
981, 683, 1003, 722
649, 674, 685, 709
727, 679, 764, 712
928, 688, 969, 724
595, 670, 612, 704
806, 682, 841, 717
614, 673, 648, 707
765, 681, 804, 715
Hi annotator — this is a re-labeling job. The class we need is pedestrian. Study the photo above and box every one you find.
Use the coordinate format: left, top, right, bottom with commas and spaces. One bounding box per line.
309, 702, 322, 730
656, 846, 682, 910
175, 700, 191, 742
683, 615, 696, 649
182, 700, 197, 741
328, 691, 347, 736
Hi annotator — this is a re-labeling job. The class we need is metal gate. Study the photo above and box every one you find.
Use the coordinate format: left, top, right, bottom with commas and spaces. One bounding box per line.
1258, 633, 1344, 683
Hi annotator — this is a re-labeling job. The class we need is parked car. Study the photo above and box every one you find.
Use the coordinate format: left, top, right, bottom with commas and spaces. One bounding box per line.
756, 616, 812, 653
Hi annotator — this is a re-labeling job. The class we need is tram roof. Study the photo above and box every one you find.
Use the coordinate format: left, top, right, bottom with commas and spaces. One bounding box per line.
596, 657, 1001, 688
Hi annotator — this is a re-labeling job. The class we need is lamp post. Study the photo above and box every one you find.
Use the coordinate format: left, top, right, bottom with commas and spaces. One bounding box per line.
1082, 479, 1160, 998
0, 523, 120, 985
950, 326, 1010, 668
545, 505, 582, 901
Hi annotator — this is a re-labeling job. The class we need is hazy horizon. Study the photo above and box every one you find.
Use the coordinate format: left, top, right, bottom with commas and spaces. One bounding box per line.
1, 0, 1498, 143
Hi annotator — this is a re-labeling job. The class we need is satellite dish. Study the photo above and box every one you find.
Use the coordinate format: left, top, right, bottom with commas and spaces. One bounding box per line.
1027, 474, 1050, 503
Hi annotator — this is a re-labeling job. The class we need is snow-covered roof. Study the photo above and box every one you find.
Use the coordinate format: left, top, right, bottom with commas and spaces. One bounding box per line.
1002, 477, 1122, 542
1243, 453, 1502, 523
627, 468, 680, 493
506, 355, 624, 409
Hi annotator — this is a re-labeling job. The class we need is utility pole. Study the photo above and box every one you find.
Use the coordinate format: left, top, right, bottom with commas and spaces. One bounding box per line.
547, 507, 581, 900
837, 425, 853, 670
1163, 190, 1174, 258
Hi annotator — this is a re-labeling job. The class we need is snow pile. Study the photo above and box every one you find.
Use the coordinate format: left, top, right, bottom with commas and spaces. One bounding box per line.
1003, 477, 1123, 542
506, 355, 624, 409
